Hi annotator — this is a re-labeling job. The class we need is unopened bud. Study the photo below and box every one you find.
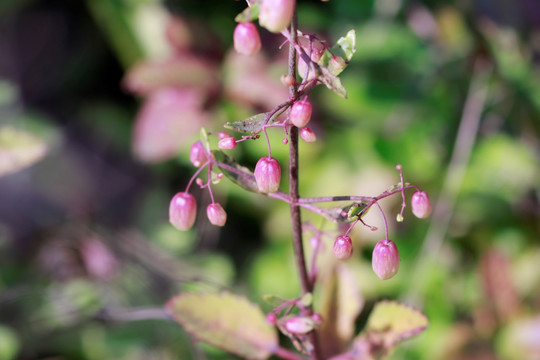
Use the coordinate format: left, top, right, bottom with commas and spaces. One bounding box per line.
233, 22, 261, 56
207, 203, 227, 226
254, 157, 281, 193
300, 127, 317, 143
280, 74, 296, 87
290, 100, 312, 128
411, 191, 432, 218
189, 141, 207, 167
284, 316, 315, 335
333, 235, 353, 260
372, 239, 400, 280
259, 0, 295, 33
218, 137, 237, 150
266, 313, 277, 325
169, 192, 197, 230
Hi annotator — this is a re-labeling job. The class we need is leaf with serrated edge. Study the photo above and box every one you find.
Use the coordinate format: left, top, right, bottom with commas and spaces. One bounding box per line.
319, 29, 356, 76
225, 113, 266, 134
225, 107, 286, 134
235, 3, 260, 23
212, 150, 259, 193
166, 292, 278, 359
366, 300, 428, 345
319, 66, 347, 98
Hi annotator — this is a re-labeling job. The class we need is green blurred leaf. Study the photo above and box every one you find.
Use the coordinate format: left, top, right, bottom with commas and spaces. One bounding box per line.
366, 300, 428, 345
262, 294, 287, 307
462, 135, 538, 202
235, 4, 260, 23
166, 292, 278, 359
0, 126, 48, 178
212, 150, 259, 193
0, 326, 19, 360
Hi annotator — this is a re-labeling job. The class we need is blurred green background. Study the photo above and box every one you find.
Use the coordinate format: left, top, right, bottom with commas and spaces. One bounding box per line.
0, 0, 539, 359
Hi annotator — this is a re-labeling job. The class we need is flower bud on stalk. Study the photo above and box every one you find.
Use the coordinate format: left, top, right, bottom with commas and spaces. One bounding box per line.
254, 157, 281, 193
189, 141, 207, 167
300, 127, 317, 143
372, 239, 400, 280
411, 191, 432, 218
290, 100, 312, 128
207, 203, 227, 226
284, 316, 315, 335
169, 192, 197, 230
259, 0, 295, 33
233, 22, 262, 56
333, 235, 353, 260
218, 137, 237, 150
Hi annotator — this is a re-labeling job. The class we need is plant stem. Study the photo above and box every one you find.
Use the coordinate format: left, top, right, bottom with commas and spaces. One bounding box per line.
287, 10, 321, 360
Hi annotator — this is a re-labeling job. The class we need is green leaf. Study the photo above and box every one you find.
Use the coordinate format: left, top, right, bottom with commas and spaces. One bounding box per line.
225, 113, 267, 134
319, 66, 348, 98
336, 30, 357, 62
225, 108, 286, 134
212, 150, 259, 193
300, 293, 313, 307
318, 29, 356, 76
0, 126, 48, 178
166, 292, 278, 359
262, 294, 287, 307
235, 3, 260, 23
366, 300, 428, 345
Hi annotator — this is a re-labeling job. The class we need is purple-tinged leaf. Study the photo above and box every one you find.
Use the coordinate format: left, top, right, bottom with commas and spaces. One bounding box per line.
212, 150, 259, 193
166, 292, 278, 359
123, 55, 219, 97
317, 264, 363, 358
132, 88, 207, 163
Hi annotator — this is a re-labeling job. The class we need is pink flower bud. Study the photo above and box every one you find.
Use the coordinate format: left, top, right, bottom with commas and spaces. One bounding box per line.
169, 192, 197, 230
259, 0, 295, 33
233, 22, 261, 56
411, 191, 432, 218
290, 100, 312, 128
218, 131, 231, 140
189, 141, 207, 167
333, 235, 353, 260
206, 203, 227, 226
372, 239, 400, 280
254, 156, 281, 193
300, 127, 317, 143
218, 137, 237, 150
284, 316, 315, 335
266, 313, 277, 325
280, 74, 296, 87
